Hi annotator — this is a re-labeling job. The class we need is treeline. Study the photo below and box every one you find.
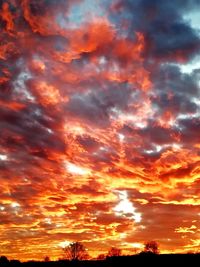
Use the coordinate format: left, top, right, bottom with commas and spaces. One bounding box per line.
1, 254, 200, 267
57, 240, 159, 261
0, 240, 200, 266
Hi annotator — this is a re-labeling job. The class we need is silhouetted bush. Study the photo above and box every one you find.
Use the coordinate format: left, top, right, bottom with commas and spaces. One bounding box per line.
143, 241, 159, 254
63, 242, 89, 261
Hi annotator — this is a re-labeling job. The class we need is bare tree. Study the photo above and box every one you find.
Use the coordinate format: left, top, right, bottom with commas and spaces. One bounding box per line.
144, 241, 159, 254
63, 242, 89, 261
107, 247, 122, 257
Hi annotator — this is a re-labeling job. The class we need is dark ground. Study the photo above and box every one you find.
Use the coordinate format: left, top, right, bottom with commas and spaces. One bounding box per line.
1, 254, 200, 267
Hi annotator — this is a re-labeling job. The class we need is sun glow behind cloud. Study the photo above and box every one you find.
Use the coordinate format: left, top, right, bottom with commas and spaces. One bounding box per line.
0, 154, 7, 161
58, 241, 71, 248
65, 162, 91, 176
113, 191, 142, 223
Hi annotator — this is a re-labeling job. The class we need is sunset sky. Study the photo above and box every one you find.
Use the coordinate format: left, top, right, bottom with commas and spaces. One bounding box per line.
0, 0, 200, 261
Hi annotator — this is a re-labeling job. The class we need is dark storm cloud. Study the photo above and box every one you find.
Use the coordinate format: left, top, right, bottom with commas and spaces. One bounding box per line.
76, 135, 101, 152
137, 125, 176, 145
178, 117, 200, 145
67, 93, 110, 127
66, 84, 131, 127
111, 0, 200, 61
153, 94, 197, 116
0, 104, 66, 153
152, 64, 199, 96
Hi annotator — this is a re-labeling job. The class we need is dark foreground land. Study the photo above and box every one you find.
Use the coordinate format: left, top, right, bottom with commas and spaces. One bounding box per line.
2, 254, 200, 267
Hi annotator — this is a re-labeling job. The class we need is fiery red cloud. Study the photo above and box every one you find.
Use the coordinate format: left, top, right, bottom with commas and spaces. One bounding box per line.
0, 0, 200, 261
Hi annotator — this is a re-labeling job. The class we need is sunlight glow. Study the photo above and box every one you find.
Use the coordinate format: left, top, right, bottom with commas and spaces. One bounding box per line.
65, 162, 91, 176
58, 240, 71, 248
44, 218, 52, 225
131, 242, 143, 249
113, 191, 142, 223
0, 154, 7, 161
118, 133, 125, 142
11, 202, 20, 208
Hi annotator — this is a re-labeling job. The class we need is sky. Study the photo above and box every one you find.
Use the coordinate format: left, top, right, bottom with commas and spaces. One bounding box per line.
0, 0, 200, 261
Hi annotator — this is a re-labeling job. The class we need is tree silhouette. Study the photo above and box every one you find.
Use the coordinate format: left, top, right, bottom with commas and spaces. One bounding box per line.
63, 242, 89, 261
0, 256, 9, 266
107, 247, 122, 257
44, 256, 50, 262
144, 241, 159, 254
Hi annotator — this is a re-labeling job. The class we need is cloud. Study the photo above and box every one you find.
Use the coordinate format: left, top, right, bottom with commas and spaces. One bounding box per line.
0, 0, 200, 260
111, 0, 200, 61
